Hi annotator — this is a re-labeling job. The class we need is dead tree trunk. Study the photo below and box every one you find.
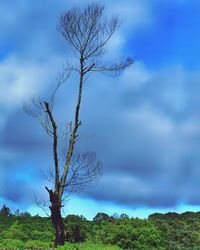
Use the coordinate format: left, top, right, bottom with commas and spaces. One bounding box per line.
46, 187, 65, 246
25, 4, 133, 248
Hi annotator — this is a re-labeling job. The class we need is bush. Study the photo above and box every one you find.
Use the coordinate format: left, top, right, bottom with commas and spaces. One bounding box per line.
24, 240, 52, 250
0, 239, 24, 250
58, 242, 121, 250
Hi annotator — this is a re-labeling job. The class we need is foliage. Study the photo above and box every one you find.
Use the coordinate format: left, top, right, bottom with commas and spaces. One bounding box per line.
149, 212, 200, 250
93, 213, 112, 222
2, 206, 200, 249
58, 242, 121, 250
64, 215, 87, 243
24, 240, 52, 250
88, 218, 161, 250
0, 240, 120, 250
0, 239, 24, 250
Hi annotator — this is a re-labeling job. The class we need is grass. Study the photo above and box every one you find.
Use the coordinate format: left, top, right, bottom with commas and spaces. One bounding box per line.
0, 240, 121, 250
58, 242, 121, 250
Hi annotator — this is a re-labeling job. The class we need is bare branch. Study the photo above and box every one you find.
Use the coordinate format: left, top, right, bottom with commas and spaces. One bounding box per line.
91, 57, 134, 76
50, 70, 71, 108
44, 102, 60, 191
64, 152, 102, 193
58, 4, 131, 77
25, 4, 133, 246
34, 192, 50, 217
24, 98, 54, 136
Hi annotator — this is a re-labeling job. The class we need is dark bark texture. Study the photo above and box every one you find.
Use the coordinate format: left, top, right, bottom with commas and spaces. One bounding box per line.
47, 187, 65, 246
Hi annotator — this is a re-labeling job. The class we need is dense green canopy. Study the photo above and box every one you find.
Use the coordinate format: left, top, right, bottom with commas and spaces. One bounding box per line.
0, 205, 200, 249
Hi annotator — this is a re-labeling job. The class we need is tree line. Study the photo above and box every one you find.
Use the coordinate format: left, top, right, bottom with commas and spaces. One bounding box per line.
1, 204, 200, 249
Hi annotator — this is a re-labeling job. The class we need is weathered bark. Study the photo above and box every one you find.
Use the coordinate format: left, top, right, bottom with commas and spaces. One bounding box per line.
46, 187, 65, 247
59, 56, 84, 201
44, 102, 60, 192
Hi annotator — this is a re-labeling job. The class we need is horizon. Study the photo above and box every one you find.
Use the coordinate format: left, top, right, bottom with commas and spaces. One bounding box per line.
2, 201, 200, 221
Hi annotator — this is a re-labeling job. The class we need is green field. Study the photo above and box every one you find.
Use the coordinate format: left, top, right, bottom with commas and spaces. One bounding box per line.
1, 209, 200, 249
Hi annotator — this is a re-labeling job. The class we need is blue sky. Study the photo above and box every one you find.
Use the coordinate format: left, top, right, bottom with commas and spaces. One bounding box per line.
1, 0, 200, 220
130, 1, 200, 69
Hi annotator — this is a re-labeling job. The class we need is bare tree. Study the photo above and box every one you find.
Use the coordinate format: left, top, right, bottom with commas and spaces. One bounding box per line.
25, 3, 133, 247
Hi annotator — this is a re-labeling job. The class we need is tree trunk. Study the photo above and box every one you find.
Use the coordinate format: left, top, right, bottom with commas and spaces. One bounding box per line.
50, 203, 65, 247
47, 188, 65, 247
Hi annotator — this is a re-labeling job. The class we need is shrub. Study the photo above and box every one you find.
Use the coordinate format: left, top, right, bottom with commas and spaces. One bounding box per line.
24, 240, 52, 250
0, 239, 24, 250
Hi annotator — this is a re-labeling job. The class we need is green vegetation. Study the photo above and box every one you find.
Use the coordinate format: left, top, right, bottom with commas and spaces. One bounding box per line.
1, 205, 200, 249
0, 240, 120, 250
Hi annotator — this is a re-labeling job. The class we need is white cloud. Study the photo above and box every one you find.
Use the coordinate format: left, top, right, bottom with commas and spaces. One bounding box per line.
121, 61, 152, 88
0, 56, 64, 109
109, 0, 152, 30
